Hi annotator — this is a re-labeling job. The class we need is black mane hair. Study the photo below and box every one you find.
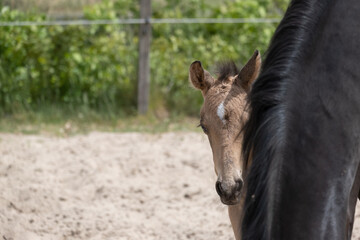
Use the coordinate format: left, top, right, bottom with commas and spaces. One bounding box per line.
241, 0, 331, 239
214, 61, 239, 82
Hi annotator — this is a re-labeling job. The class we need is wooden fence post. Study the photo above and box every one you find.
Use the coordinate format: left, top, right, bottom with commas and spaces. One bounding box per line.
137, 0, 152, 114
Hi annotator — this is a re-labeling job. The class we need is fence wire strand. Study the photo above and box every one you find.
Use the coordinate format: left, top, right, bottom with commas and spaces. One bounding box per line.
0, 18, 281, 27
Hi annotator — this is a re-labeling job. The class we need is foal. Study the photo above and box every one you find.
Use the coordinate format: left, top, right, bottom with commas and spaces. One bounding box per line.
189, 51, 261, 240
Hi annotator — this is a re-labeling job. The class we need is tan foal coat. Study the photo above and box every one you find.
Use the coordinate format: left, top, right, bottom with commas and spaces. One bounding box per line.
189, 50, 261, 240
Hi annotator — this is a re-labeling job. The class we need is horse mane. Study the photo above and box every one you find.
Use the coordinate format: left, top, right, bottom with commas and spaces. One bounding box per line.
241, 0, 330, 239
214, 61, 239, 82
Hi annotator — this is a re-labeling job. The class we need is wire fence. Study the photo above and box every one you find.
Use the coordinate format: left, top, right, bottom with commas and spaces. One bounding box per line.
0, 16, 281, 113
0, 18, 281, 27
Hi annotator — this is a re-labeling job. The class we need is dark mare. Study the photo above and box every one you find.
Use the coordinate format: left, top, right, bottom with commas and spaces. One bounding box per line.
242, 0, 360, 239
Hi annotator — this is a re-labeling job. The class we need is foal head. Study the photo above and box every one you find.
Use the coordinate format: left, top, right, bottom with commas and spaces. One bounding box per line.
189, 51, 261, 205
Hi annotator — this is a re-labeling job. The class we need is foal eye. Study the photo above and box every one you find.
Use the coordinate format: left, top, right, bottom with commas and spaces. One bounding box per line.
201, 125, 208, 134
198, 124, 208, 134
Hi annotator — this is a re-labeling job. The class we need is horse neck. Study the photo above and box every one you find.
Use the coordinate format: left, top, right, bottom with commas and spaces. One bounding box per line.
243, 0, 360, 239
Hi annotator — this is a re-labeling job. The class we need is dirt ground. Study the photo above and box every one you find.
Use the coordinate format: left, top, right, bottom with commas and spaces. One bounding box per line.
0, 132, 360, 240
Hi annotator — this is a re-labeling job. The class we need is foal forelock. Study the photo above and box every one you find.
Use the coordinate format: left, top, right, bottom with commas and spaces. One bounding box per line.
215, 61, 240, 83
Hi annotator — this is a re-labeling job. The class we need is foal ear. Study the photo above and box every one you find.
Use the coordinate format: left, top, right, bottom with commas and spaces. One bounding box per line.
235, 50, 261, 92
189, 61, 214, 96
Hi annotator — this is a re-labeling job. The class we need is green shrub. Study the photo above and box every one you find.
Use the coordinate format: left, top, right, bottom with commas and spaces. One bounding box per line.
0, 0, 288, 117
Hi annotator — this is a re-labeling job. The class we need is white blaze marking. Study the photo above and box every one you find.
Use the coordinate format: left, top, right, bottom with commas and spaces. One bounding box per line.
217, 101, 226, 124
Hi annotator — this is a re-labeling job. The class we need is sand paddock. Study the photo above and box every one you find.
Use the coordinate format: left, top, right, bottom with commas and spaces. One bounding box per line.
0, 132, 359, 239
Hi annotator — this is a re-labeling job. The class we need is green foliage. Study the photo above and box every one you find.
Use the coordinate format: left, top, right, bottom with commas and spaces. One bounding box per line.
0, 0, 288, 117
0, 2, 139, 115
151, 0, 284, 115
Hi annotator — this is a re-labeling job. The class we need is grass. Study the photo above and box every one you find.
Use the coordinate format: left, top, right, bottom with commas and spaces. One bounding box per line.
0, 108, 202, 136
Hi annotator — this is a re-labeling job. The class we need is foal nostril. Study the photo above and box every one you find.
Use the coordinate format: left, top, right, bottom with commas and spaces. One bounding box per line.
236, 179, 243, 192
215, 181, 224, 197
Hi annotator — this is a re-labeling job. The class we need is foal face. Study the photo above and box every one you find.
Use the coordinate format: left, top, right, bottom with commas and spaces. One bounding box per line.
189, 51, 261, 205
201, 82, 248, 205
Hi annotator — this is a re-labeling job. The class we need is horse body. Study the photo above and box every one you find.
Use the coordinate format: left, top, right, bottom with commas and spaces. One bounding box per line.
243, 0, 360, 239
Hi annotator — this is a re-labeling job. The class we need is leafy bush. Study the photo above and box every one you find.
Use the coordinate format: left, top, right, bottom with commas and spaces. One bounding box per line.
0, 0, 287, 117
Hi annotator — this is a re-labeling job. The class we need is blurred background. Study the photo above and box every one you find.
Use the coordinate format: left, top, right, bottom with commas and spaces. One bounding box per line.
0, 0, 288, 133
4, 2, 360, 240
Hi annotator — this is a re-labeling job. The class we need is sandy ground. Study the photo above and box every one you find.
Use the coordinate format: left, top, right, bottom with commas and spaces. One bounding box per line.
0, 132, 360, 240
